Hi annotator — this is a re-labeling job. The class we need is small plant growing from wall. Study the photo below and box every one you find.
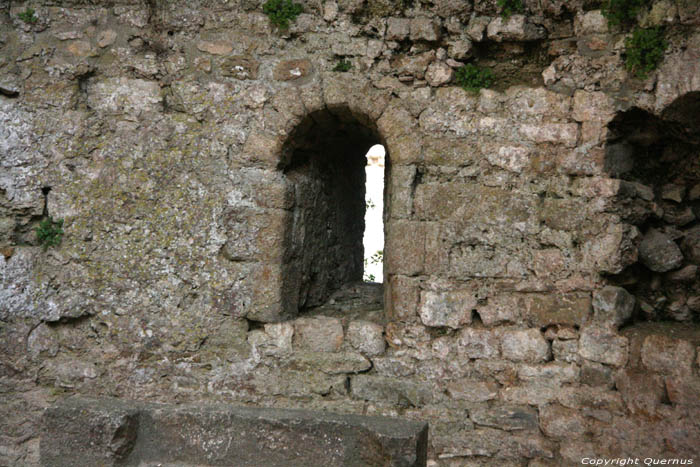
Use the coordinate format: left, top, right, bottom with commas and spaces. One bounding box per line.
35, 217, 64, 250
625, 27, 667, 78
601, 0, 651, 26
263, 0, 303, 29
333, 59, 352, 72
455, 64, 494, 92
497, 0, 524, 19
18, 7, 39, 24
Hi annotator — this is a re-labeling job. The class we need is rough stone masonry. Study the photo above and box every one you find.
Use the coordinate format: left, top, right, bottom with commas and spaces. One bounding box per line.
1, 0, 700, 465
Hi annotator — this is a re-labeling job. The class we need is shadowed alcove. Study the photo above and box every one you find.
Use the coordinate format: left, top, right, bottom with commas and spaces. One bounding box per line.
604, 92, 700, 324
278, 107, 390, 319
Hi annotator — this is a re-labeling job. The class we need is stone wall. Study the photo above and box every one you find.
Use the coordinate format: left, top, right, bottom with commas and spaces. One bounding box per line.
1, 0, 700, 465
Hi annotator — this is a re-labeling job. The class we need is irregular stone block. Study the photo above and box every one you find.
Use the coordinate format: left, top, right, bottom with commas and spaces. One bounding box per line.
87, 77, 162, 114
41, 398, 140, 466
476, 294, 520, 326
592, 286, 635, 329
614, 369, 667, 416
519, 123, 578, 147
486, 146, 531, 173
293, 316, 344, 352
42, 397, 428, 467
470, 404, 538, 431
539, 404, 586, 439
347, 320, 386, 356
410, 17, 441, 41
386, 17, 411, 40
197, 40, 233, 55
419, 289, 475, 329
523, 293, 592, 327
351, 375, 432, 407
425, 61, 453, 87
572, 90, 614, 122
487, 15, 547, 42
500, 329, 551, 363
274, 59, 313, 81
458, 327, 500, 359
574, 10, 608, 35
221, 55, 260, 80
446, 379, 499, 402
286, 351, 371, 374
578, 325, 628, 367
641, 334, 695, 375
639, 228, 684, 272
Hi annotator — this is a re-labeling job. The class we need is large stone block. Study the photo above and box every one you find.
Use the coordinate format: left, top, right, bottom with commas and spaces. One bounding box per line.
42, 398, 429, 467
578, 325, 629, 367
418, 288, 475, 329
293, 316, 344, 352
641, 334, 695, 375
500, 329, 551, 363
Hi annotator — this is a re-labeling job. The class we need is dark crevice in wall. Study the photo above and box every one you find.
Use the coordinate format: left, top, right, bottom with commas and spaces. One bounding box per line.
0, 87, 19, 98
472, 40, 552, 90
604, 93, 700, 324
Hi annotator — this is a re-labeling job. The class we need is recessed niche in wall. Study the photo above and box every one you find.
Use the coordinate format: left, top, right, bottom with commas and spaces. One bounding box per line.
604, 92, 700, 323
279, 108, 389, 318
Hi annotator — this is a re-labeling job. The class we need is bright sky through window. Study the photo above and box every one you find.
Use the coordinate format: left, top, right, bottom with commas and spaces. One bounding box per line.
363, 144, 385, 283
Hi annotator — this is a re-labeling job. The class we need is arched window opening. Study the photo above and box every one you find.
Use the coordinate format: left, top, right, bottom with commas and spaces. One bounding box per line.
604, 92, 700, 324
279, 109, 388, 319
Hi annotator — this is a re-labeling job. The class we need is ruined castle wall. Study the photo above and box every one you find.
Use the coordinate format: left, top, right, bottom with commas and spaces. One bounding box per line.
1, 0, 700, 465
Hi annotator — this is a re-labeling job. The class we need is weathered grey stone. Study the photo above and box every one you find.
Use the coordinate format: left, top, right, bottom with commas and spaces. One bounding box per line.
446, 379, 499, 402
197, 40, 233, 55
293, 316, 344, 352
87, 78, 162, 114
476, 295, 520, 326
470, 404, 538, 431
486, 15, 547, 42
419, 289, 475, 329
347, 320, 386, 356
221, 55, 260, 79
641, 334, 695, 375
425, 62, 453, 87
458, 328, 500, 359
539, 404, 586, 439
410, 17, 441, 42
286, 351, 371, 374
274, 59, 313, 81
614, 369, 667, 416
578, 326, 629, 367
639, 229, 684, 272
42, 398, 428, 467
386, 17, 411, 40
351, 375, 432, 407
592, 286, 635, 329
500, 329, 550, 363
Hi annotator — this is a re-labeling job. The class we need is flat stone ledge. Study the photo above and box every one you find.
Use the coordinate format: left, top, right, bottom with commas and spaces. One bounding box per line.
41, 397, 429, 467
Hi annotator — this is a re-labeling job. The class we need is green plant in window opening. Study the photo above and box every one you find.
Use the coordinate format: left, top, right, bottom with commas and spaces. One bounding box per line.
455, 64, 494, 93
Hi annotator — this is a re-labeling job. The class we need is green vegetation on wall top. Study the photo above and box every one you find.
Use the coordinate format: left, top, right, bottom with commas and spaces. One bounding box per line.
18, 7, 39, 24
601, 0, 651, 26
455, 64, 494, 93
35, 217, 64, 251
625, 27, 667, 79
263, 0, 303, 29
497, 0, 524, 19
